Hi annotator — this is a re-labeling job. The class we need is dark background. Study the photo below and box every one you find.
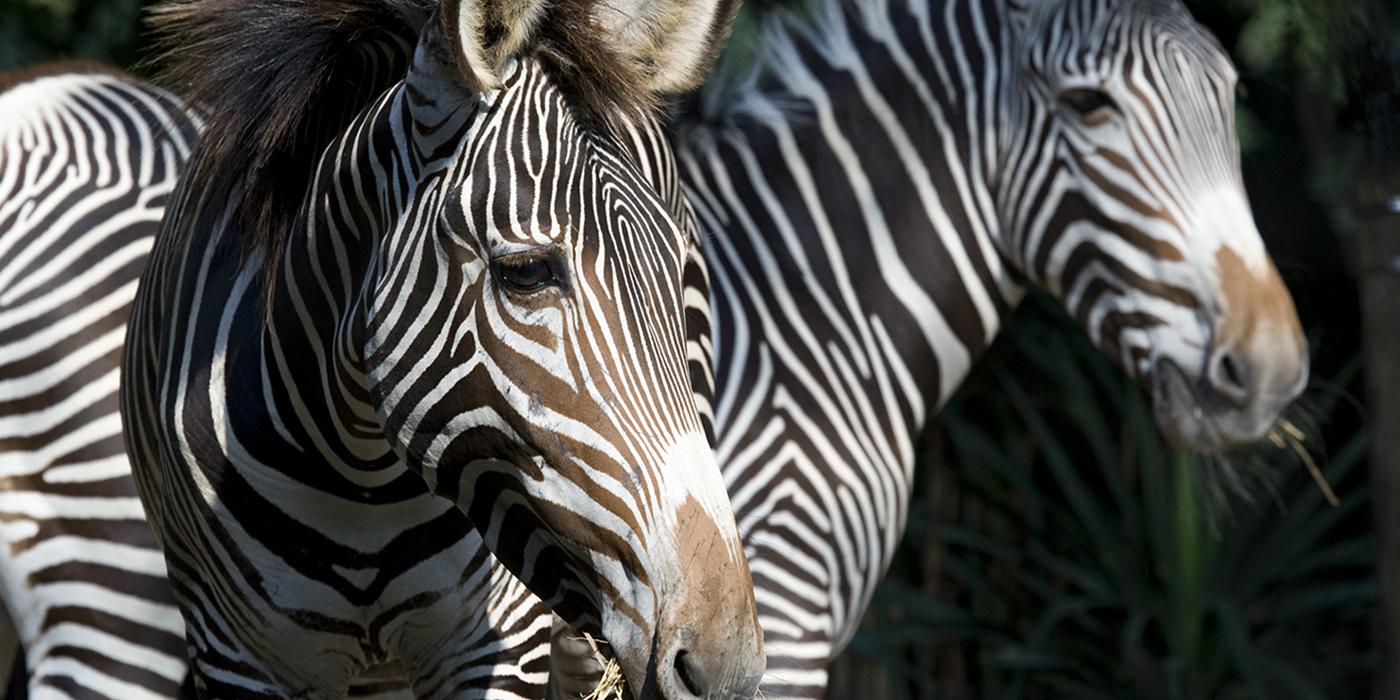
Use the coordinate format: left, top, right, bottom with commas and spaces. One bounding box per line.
2, 0, 1396, 697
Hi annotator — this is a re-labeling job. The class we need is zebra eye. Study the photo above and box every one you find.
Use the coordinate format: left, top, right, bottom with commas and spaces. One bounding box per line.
494, 255, 557, 293
1060, 87, 1118, 121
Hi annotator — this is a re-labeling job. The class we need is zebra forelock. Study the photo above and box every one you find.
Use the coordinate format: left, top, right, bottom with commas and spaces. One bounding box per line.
152, 0, 738, 291
150, 0, 430, 286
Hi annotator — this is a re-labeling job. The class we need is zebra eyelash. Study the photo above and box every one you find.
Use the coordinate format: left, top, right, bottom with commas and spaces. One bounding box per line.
1059, 86, 1120, 121
491, 249, 569, 295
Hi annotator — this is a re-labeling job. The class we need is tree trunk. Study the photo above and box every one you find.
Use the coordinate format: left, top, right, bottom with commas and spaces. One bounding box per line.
1360, 163, 1400, 700
923, 428, 972, 700
1356, 30, 1400, 700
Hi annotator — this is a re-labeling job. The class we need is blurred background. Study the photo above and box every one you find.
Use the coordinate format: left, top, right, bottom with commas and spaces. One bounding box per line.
2, 0, 1397, 697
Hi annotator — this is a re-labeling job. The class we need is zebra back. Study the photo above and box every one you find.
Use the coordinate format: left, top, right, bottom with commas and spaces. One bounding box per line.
0, 63, 199, 700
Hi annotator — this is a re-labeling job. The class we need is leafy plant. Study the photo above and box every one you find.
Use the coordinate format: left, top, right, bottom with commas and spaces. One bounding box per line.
839, 294, 1375, 699
0, 0, 147, 73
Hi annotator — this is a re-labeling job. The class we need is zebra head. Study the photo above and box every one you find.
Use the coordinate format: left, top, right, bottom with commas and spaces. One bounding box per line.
362, 2, 763, 695
999, 0, 1307, 452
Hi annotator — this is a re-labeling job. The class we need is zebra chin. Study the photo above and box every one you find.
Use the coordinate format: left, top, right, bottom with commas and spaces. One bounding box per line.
464, 431, 765, 699
1150, 354, 1307, 454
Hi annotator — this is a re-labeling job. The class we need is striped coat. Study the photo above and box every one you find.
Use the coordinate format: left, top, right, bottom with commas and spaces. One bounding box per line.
0, 64, 198, 700
672, 0, 1306, 694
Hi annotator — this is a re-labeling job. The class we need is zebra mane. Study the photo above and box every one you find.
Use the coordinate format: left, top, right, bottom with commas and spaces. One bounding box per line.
148, 0, 431, 278
686, 0, 1212, 126
683, 0, 875, 124
149, 0, 738, 283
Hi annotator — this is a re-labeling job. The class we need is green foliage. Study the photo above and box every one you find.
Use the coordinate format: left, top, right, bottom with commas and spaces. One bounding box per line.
1185, 0, 1396, 229
844, 295, 1375, 699
1225, 0, 1376, 102
0, 0, 147, 73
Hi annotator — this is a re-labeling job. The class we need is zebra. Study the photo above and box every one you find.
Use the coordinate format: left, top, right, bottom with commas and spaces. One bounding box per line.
0, 62, 516, 700
120, 0, 766, 697
551, 0, 1311, 696
0, 62, 199, 699
0, 62, 429, 700
2, 0, 1308, 697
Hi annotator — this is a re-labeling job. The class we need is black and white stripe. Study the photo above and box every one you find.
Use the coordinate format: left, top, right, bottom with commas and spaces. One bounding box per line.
121, 1, 764, 697
0, 65, 198, 700
669, 0, 1307, 695
0, 2, 1307, 698
0, 63, 445, 700
541, 0, 1317, 695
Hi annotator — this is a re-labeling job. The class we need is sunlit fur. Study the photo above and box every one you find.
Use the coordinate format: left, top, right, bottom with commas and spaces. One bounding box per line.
0, 28, 730, 700
11, 0, 1308, 696
0, 66, 197, 699
121, 2, 762, 697
0, 66, 498, 700
623, 0, 1302, 695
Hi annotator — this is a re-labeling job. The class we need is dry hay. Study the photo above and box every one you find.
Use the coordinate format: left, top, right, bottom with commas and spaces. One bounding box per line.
1270, 417, 1339, 507
579, 632, 626, 700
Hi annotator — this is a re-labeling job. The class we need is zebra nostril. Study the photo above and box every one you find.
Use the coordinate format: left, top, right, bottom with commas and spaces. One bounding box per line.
1208, 349, 1251, 406
672, 649, 707, 697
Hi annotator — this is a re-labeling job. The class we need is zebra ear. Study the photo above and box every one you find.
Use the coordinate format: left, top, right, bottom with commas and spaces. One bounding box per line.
436, 0, 739, 98
440, 0, 550, 90
594, 0, 741, 94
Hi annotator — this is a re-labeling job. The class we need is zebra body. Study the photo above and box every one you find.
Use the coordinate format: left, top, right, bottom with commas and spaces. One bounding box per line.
0, 64, 440, 700
0, 65, 197, 699
0, 1, 1309, 697
546, 0, 1307, 689
122, 0, 763, 696
665, 0, 1308, 694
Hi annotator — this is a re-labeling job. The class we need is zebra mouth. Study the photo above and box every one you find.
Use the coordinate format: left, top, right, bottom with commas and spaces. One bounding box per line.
1152, 359, 1205, 451
1151, 358, 1262, 453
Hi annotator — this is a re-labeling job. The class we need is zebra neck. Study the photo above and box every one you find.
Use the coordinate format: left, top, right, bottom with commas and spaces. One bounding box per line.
675, 0, 1039, 650
258, 82, 433, 480
685, 0, 1027, 446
